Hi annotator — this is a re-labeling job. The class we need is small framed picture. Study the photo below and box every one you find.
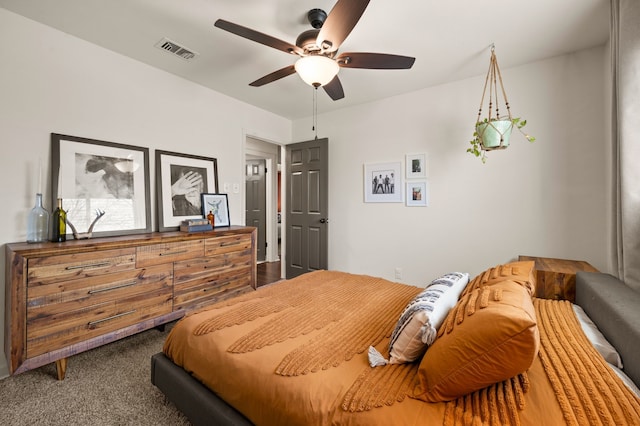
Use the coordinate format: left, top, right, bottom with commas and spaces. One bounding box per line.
406, 153, 427, 179
51, 133, 151, 238
406, 181, 428, 207
156, 150, 218, 231
364, 162, 403, 203
201, 193, 230, 227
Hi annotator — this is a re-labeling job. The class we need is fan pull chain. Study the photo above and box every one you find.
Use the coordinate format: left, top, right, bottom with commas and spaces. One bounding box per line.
312, 86, 319, 140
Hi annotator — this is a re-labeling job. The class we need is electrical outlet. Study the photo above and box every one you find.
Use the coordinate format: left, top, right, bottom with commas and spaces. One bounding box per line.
233, 183, 240, 193
394, 267, 402, 280
223, 183, 230, 193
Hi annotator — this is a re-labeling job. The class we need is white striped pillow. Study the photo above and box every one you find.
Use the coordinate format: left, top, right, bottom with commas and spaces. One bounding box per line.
388, 272, 469, 364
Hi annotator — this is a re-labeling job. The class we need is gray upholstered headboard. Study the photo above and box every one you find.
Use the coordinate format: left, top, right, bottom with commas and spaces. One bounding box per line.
575, 272, 640, 387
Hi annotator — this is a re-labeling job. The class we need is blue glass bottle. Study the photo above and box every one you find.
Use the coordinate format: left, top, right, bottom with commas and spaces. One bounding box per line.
27, 193, 50, 243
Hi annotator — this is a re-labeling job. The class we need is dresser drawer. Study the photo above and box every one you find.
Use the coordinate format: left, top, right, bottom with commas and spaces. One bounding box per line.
174, 251, 253, 284
27, 248, 136, 286
136, 239, 204, 267
173, 254, 253, 311
205, 234, 252, 256
26, 264, 173, 357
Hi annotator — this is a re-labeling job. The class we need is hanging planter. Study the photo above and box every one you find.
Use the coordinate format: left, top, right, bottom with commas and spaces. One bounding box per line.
467, 46, 535, 162
475, 118, 513, 150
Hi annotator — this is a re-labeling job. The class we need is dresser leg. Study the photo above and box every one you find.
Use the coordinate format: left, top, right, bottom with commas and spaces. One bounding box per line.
55, 358, 68, 380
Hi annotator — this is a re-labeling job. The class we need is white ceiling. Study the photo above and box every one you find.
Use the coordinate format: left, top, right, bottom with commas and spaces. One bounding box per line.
0, 0, 609, 120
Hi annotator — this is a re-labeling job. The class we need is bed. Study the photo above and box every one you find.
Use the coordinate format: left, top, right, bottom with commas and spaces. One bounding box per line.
151, 261, 640, 425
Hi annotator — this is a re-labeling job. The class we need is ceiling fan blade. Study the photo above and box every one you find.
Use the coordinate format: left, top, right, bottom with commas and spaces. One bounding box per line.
323, 76, 345, 100
249, 65, 297, 87
215, 19, 303, 56
336, 52, 416, 69
316, 0, 370, 52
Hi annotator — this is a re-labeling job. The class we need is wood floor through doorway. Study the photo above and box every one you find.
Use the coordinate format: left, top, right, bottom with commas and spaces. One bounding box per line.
257, 261, 281, 287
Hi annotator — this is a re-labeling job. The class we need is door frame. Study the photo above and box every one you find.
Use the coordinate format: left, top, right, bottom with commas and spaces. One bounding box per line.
243, 135, 284, 267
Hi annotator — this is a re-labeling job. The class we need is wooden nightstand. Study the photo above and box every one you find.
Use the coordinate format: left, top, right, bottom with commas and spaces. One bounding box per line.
518, 255, 599, 302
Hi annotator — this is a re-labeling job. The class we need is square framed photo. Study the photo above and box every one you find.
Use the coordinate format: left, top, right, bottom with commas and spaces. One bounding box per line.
364, 162, 403, 203
406, 181, 429, 207
51, 133, 151, 238
406, 153, 427, 179
156, 150, 218, 232
201, 193, 230, 228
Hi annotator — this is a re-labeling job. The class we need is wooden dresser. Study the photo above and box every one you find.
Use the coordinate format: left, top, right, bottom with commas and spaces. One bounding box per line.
5, 226, 256, 379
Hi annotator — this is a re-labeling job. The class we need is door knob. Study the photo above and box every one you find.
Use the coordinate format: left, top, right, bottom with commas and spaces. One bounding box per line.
319, 218, 329, 224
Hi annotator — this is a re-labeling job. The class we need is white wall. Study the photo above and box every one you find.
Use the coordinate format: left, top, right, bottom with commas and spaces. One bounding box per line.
0, 9, 291, 377
293, 46, 609, 286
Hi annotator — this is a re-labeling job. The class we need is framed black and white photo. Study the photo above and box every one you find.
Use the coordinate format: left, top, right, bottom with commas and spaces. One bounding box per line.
406, 153, 427, 179
156, 150, 218, 231
201, 193, 230, 228
406, 181, 429, 207
51, 133, 151, 238
363, 162, 403, 203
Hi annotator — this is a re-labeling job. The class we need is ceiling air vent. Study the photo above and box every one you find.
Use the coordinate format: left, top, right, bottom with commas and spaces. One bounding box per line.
154, 37, 198, 61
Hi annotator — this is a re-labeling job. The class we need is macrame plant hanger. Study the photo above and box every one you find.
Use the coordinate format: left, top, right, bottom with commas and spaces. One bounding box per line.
475, 44, 513, 150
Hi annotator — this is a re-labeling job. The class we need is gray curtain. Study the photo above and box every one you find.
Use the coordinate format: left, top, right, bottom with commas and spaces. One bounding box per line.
611, 0, 640, 291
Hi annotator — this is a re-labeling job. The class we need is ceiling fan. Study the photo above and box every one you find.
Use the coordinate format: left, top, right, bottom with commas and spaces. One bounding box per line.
214, 0, 415, 101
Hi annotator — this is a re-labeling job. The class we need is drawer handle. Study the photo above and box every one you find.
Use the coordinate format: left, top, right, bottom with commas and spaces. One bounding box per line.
66, 261, 112, 271
88, 310, 136, 328
65, 262, 111, 271
159, 249, 188, 256
88, 281, 137, 295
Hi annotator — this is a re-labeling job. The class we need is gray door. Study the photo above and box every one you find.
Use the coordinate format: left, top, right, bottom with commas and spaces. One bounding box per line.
285, 138, 328, 278
245, 159, 266, 262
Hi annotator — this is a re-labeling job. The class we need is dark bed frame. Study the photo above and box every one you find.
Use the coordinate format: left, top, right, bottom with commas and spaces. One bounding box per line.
151, 353, 253, 426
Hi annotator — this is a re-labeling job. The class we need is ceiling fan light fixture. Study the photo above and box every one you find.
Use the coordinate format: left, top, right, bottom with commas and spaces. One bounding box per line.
295, 55, 339, 87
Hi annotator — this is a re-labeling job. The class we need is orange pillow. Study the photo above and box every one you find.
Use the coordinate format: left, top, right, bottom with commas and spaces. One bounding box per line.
460, 260, 536, 297
413, 279, 539, 402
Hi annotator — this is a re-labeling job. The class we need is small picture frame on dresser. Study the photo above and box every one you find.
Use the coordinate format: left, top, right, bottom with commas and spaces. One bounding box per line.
201, 193, 230, 227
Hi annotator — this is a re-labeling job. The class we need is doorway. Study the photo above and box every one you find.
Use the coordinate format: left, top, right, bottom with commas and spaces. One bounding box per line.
245, 159, 266, 261
245, 136, 282, 285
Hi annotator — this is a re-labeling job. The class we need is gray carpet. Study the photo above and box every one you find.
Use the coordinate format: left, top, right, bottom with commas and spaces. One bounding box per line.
0, 323, 190, 425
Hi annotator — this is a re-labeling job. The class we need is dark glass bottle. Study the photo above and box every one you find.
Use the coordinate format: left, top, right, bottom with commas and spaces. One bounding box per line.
51, 198, 67, 242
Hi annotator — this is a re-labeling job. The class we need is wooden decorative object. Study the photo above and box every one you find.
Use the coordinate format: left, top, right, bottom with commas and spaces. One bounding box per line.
518, 255, 599, 302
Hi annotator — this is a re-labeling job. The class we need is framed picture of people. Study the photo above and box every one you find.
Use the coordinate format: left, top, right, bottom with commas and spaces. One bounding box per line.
156, 150, 218, 232
363, 161, 403, 203
51, 133, 151, 238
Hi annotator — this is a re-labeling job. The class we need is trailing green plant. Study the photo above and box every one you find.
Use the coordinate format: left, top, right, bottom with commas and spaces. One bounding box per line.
467, 117, 535, 163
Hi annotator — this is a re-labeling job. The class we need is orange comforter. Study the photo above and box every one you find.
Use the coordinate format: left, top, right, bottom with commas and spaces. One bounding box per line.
163, 270, 640, 425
